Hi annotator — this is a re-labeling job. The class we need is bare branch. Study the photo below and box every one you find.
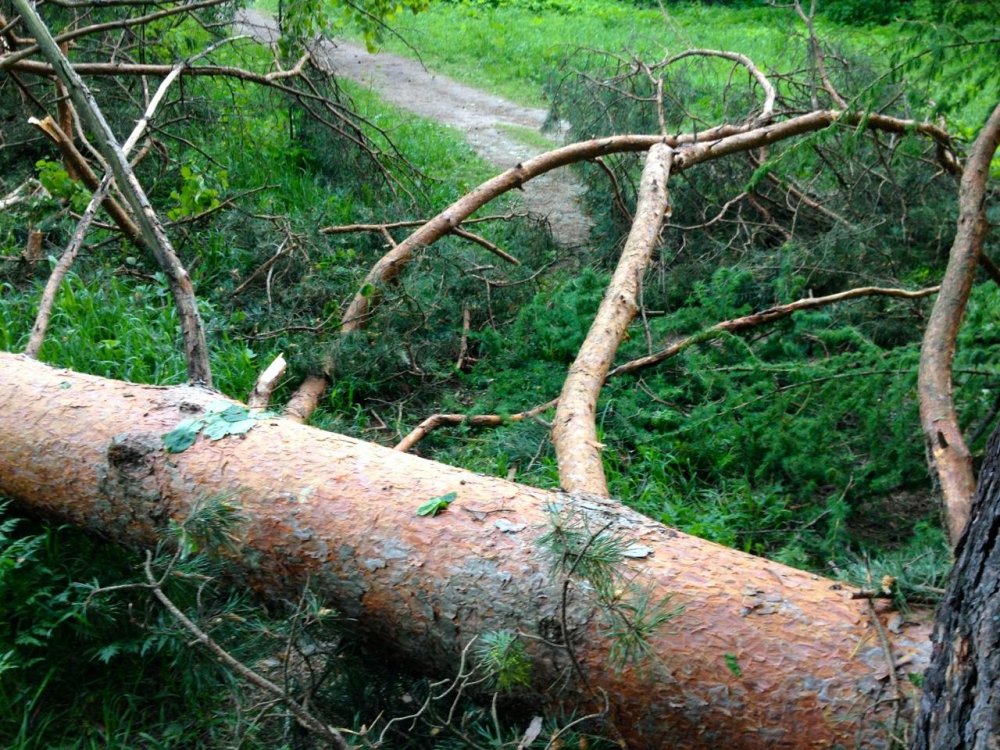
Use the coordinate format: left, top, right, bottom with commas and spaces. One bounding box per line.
552, 143, 674, 495
30, 115, 143, 246
13, 0, 212, 383
918, 101, 1000, 546
396, 286, 939, 453
793, 0, 848, 108
287, 108, 958, 419
611, 285, 940, 378
322, 217, 521, 265
248, 354, 287, 410
24, 173, 116, 358
661, 48, 777, 123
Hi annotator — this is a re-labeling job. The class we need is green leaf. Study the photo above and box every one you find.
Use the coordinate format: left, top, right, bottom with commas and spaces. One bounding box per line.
416, 491, 457, 517
203, 417, 257, 440
724, 653, 742, 678
95, 643, 122, 664
162, 419, 203, 453
218, 404, 250, 422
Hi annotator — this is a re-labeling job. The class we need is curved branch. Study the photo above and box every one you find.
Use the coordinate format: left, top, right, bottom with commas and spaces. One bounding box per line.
918, 101, 1000, 546
340, 109, 952, 336
283, 109, 956, 420
661, 48, 777, 123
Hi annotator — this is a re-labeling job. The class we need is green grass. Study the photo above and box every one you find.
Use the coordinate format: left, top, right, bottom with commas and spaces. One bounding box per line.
340, 0, 871, 106
250, 0, 996, 131
497, 122, 562, 150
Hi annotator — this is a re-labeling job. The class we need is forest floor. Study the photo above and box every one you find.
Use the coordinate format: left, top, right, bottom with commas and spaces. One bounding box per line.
238, 9, 593, 247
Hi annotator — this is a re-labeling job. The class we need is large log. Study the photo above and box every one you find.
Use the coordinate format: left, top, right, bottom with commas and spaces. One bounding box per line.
0, 353, 930, 748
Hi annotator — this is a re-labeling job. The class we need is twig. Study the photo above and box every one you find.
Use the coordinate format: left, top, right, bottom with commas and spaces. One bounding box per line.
543, 688, 609, 749
394, 398, 558, 453
24, 173, 115, 358
142, 551, 350, 748
865, 598, 903, 741
456, 307, 472, 371
322, 218, 520, 265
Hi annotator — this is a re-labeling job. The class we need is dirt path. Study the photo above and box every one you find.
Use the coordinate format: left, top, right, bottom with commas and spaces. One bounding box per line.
237, 10, 592, 247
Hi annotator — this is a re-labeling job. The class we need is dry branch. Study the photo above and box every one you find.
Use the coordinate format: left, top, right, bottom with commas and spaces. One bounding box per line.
552, 143, 674, 496
338, 110, 952, 337
24, 48, 219, 361
661, 48, 777, 122
283, 108, 959, 422
25, 174, 115, 358
918, 101, 1000, 545
248, 353, 287, 410
394, 398, 558, 453
30, 116, 143, 246
13, 0, 212, 383
610, 285, 941, 378
322, 218, 520, 265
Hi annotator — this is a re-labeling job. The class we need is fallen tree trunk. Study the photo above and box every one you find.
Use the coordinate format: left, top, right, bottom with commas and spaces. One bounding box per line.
0, 353, 931, 748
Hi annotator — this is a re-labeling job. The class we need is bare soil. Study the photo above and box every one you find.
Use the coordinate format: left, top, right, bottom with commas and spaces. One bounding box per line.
238, 10, 592, 247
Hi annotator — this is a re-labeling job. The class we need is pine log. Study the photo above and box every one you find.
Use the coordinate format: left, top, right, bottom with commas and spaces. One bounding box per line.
0, 353, 930, 748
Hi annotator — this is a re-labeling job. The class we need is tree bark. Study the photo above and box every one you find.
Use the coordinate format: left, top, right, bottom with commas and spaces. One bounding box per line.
911, 422, 1000, 749
0, 352, 932, 749
552, 143, 673, 496
918, 102, 1000, 546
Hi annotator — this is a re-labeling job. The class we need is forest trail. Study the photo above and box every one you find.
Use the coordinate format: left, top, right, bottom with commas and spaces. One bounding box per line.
237, 10, 593, 247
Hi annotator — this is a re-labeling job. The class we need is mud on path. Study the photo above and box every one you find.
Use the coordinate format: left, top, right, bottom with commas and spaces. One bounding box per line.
238, 9, 592, 247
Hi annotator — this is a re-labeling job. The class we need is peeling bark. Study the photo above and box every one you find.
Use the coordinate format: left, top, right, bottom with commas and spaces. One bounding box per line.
918, 102, 1000, 546
0, 352, 931, 749
552, 143, 673, 496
